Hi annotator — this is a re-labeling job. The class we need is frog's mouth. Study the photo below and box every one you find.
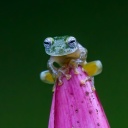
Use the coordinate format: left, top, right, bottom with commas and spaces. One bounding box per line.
45, 47, 78, 56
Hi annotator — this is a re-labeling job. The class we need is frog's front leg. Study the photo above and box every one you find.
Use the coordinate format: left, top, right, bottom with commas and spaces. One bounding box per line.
47, 58, 62, 85
47, 57, 71, 85
47, 58, 59, 79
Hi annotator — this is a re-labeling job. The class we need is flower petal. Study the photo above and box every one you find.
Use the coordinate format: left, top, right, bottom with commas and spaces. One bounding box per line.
48, 66, 110, 128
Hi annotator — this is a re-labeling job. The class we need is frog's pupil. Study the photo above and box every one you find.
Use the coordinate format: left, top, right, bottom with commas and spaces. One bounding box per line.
44, 41, 50, 44
69, 40, 75, 43
44, 41, 51, 49
68, 40, 76, 48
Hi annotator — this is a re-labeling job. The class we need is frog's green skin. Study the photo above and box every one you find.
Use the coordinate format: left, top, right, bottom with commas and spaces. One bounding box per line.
43, 36, 87, 78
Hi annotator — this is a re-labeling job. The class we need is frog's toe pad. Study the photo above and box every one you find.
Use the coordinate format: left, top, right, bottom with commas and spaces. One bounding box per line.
82, 60, 102, 76
40, 70, 54, 84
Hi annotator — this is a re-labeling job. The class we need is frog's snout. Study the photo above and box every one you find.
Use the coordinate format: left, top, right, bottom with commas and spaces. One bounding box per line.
59, 48, 64, 53
54, 47, 64, 54
57, 48, 64, 54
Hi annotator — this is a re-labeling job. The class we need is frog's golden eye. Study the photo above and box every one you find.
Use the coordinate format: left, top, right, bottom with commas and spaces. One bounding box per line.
66, 36, 77, 48
44, 37, 53, 49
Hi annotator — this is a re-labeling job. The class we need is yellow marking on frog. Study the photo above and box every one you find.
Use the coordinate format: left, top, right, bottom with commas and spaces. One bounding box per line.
82, 60, 102, 76
40, 70, 54, 84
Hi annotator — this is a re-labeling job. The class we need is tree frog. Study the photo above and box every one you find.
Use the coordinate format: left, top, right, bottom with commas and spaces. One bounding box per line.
40, 36, 102, 85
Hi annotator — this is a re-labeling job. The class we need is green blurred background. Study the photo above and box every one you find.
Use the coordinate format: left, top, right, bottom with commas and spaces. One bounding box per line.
0, 0, 128, 127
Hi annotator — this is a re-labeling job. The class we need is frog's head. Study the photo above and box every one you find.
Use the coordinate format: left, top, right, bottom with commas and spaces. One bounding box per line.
43, 36, 78, 56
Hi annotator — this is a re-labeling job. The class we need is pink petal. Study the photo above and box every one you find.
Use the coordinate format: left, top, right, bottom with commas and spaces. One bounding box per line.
48, 66, 110, 128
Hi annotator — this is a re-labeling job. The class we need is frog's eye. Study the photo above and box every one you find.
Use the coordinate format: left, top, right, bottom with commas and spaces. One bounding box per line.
66, 36, 77, 48
44, 37, 53, 49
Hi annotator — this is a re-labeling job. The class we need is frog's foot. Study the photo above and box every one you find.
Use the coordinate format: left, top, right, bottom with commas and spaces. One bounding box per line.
82, 60, 102, 76
58, 78, 63, 86
80, 76, 92, 85
69, 59, 83, 74
57, 74, 71, 86
57, 66, 71, 85
40, 70, 54, 84
58, 68, 71, 80
74, 68, 79, 74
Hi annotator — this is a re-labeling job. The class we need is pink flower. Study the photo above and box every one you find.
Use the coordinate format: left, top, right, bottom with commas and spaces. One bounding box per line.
48, 66, 110, 128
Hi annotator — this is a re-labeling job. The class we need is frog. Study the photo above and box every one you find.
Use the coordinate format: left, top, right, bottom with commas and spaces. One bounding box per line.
40, 36, 102, 86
